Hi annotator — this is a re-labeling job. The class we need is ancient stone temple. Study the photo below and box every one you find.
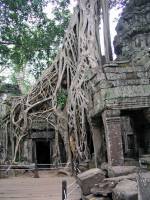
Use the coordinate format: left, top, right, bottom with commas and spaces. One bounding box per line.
0, 100, 61, 166
0, 85, 60, 166
90, 0, 150, 166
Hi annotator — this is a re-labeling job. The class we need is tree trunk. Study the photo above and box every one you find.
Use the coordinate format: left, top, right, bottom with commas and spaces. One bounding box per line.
101, 0, 113, 62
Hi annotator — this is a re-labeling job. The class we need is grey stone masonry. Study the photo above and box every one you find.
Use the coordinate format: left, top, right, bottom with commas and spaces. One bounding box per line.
102, 110, 124, 166
89, 61, 150, 117
114, 0, 150, 60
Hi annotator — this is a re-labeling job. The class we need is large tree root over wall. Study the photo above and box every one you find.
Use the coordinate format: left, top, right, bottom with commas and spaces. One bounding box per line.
7, 0, 108, 164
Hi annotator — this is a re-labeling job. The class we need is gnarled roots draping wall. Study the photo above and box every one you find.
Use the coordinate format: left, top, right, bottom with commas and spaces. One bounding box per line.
2, 0, 111, 165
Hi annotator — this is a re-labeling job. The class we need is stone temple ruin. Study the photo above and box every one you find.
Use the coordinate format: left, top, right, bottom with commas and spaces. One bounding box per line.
0, 0, 150, 175
0, 99, 57, 166
91, 0, 150, 166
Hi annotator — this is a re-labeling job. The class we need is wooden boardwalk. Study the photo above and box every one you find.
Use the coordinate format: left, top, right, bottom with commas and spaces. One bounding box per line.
0, 171, 81, 200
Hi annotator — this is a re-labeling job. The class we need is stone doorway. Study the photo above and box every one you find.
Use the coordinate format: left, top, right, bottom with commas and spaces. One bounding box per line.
121, 109, 150, 159
36, 140, 50, 168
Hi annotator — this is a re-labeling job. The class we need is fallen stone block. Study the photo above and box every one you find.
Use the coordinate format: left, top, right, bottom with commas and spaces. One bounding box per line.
77, 168, 105, 195
104, 173, 137, 184
112, 179, 138, 200
137, 172, 150, 200
107, 166, 138, 177
79, 161, 90, 172
91, 181, 116, 197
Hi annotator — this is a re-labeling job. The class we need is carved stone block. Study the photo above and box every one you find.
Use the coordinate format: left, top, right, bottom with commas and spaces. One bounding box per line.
77, 168, 105, 195
102, 110, 124, 166
112, 180, 137, 200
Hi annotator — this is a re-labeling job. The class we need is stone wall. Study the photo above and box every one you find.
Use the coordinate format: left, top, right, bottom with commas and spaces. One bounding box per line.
88, 59, 150, 165
82, 0, 150, 166
89, 60, 150, 117
114, 0, 150, 60
0, 83, 57, 164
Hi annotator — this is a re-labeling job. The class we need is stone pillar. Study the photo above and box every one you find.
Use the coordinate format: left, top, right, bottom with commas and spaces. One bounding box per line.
23, 140, 28, 161
27, 139, 33, 163
102, 110, 124, 166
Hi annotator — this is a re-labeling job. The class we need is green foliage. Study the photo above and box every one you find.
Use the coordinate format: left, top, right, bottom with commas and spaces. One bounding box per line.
57, 89, 68, 109
23, 80, 31, 94
0, 0, 71, 87
0, 0, 127, 88
10, 73, 18, 85
0, 0, 128, 88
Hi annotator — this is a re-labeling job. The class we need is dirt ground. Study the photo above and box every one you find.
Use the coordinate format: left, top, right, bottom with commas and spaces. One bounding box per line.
0, 170, 81, 200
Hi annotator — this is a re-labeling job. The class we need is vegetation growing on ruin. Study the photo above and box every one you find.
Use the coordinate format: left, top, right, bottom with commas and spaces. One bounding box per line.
0, 0, 131, 164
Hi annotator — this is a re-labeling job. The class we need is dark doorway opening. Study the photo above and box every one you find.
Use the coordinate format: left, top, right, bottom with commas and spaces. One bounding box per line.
36, 140, 50, 168
91, 116, 107, 166
121, 109, 150, 159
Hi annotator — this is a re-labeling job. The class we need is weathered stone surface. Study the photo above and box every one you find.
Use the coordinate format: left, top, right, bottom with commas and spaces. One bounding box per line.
112, 180, 137, 200
102, 110, 124, 166
107, 166, 138, 178
31, 120, 53, 130
91, 181, 115, 197
111, 79, 150, 87
137, 172, 150, 200
30, 131, 55, 139
104, 173, 137, 184
102, 85, 150, 100
77, 168, 105, 195
106, 72, 126, 80
79, 162, 90, 172
139, 155, 150, 168
84, 194, 110, 200
114, 0, 150, 60
91, 84, 150, 117
90, 0, 150, 169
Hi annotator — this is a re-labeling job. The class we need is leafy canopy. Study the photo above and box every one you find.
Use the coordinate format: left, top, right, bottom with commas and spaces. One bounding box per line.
0, 0, 71, 84
0, 0, 129, 89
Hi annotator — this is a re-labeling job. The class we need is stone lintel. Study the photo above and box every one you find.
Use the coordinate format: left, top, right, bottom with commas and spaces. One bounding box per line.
30, 131, 55, 139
